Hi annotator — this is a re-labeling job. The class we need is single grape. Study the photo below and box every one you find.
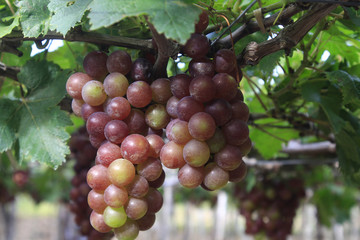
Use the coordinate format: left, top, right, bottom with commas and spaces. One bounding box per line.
204, 99, 232, 126
105, 97, 131, 120
214, 144, 243, 171
90, 211, 112, 233
124, 109, 148, 135
125, 197, 148, 220
145, 104, 170, 130
81, 103, 103, 121
82, 80, 107, 106
206, 128, 226, 154
148, 170, 165, 188
189, 75, 216, 103
203, 163, 229, 191
178, 164, 205, 188
183, 33, 209, 59
131, 58, 153, 83
223, 119, 249, 146
238, 137, 252, 156
103, 72, 129, 98
107, 158, 136, 187
113, 219, 139, 240
170, 74, 191, 99
176, 96, 204, 121
66, 72, 92, 99
136, 212, 156, 231
183, 139, 210, 167
212, 73, 238, 101
104, 120, 129, 145
160, 141, 186, 169
88, 190, 107, 213
103, 206, 127, 228
168, 120, 192, 145
214, 49, 236, 73
188, 112, 216, 141
189, 58, 215, 78
71, 99, 84, 116
97, 142, 122, 167
127, 81, 152, 108
145, 134, 165, 158
228, 160, 247, 182
106, 50, 132, 75
166, 96, 180, 119
144, 188, 163, 213
126, 175, 149, 198
104, 184, 128, 208
83, 51, 108, 80
121, 134, 150, 164
231, 99, 250, 122
86, 112, 111, 139
87, 164, 111, 192
151, 78, 172, 104
137, 157, 163, 181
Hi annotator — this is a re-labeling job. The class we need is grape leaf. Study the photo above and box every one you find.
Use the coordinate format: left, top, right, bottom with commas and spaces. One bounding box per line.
18, 105, 71, 168
1, 60, 72, 168
18, 0, 52, 37
88, 0, 201, 44
0, 15, 20, 38
326, 70, 360, 107
0, 99, 20, 152
48, 0, 92, 35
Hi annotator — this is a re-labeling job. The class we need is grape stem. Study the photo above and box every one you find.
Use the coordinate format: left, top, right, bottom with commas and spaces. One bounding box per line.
0, 62, 19, 80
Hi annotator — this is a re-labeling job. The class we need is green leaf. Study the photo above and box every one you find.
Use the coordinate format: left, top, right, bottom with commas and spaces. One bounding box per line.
250, 120, 298, 159
18, 105, 71, 168
14, 60, 72, 168
18, 0, 51, 37
344, 7, 360, 27
0, 99, 20, 152
326, 70, 360, 106
0, 15, 20, 38
18, 60, 71, 106
88, 0, 201, 44
48, 0, 92, 35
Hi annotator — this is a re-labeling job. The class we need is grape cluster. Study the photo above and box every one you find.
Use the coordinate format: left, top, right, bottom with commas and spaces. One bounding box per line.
69, 127, 112, 240
235, 176, 306, 240
65, 10, 250, 239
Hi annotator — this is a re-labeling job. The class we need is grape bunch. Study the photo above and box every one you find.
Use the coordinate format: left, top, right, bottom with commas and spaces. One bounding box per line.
65, 10, 250, 240
69, 127, 112, 240
234, 176, 306, 240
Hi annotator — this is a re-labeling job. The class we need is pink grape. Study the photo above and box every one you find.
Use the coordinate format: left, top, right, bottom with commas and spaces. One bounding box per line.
188, 112, 216, 141
124, 109, 147, 135
137, 212, 156, 231
83, 51, 108, 80
212, 73, 238, 101
104, 184, 128, 208
169, 120, 192, 145
178, 164, 205, 188
104, 120, 129, 145
145, 104, 170, 130
81, 103, 103, 121
160, 141, 186, 169
71, 99, 84, 116
183, 139, 210, 167
125, 197, 148, 220
137, 157, 163, 181
88, 190, 107, 213
97, 142, 122, 167
214, 49, 236, 73
81, 80, 107, 106
146, 134, 165, 158
126, 175, 149, 198
203, 163, 229, 191
90, 211, 112, 233
127, 81, 152, 108
151, 78, 172, 104
87, 164, 111, 192
214, 144, 243, 171
176, 96, 204, 121
121, 134, 150, 164
66, 72, 92, 99
103, 72, 129, 98
204, 99, 233, 126
86, 112, 111, 139
144, 188, 163, 214
166, 96, 180, 118
107, 158, 135, 187
170, 74, 191, 99
113, 219, 139, 240
105, 97, 131, 120
223, 119, 249, 146
189, 57, 215, 78
189, 75, 216, 103
106, 50, 132, 75
229, 160, 247, 182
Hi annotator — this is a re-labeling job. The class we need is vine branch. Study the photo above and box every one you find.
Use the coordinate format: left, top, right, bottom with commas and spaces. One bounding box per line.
237, 3, 338, 66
